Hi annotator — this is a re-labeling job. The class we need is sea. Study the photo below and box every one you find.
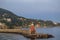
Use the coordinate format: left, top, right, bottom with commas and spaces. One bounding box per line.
0, 27, 60, 40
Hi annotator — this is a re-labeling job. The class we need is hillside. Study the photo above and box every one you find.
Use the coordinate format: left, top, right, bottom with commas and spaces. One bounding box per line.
0, 8, 60, 29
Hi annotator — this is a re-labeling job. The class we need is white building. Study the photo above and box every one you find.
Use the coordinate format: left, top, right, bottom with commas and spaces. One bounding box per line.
6, 18, 11, 22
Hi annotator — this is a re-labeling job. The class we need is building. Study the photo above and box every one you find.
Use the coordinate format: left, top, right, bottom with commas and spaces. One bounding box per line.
6, 18, 11, 22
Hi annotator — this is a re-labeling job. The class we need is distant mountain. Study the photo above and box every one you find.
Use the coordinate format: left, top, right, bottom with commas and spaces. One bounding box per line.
0, 8, 59, 29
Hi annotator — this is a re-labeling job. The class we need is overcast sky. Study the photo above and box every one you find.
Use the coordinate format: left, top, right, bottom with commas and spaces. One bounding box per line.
0, 0, 60, 22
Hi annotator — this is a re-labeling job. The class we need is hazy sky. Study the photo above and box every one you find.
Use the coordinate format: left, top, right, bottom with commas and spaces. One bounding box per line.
0, 0, 60, 22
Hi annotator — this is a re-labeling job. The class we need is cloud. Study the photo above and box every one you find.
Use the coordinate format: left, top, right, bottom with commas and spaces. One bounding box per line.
5, 0, 49, 3
0, 0, 59, 14
0, 0, 60, 12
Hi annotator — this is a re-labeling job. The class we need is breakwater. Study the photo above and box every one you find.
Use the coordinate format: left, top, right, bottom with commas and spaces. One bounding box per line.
0, 29, 29, 34
0, 29, 54, 39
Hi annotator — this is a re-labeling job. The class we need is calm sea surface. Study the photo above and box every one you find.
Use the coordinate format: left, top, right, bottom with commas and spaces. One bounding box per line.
0, 27, 60, 40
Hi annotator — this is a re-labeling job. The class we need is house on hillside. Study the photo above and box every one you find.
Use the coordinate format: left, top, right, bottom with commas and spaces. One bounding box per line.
3, 18, 12, 22
6, 18, 11, 22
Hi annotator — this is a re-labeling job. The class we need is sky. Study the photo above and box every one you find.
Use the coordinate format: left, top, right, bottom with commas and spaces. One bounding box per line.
0, 0, 60, 22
